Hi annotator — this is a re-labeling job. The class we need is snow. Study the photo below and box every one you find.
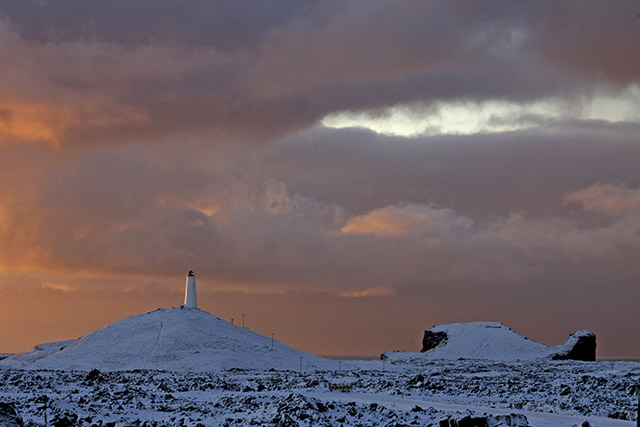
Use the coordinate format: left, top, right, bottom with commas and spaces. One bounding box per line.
0, 307, 336, 372
0, 340, 76, 368
0, 359, 638, 426
382, 321, 588, 361
1, 311, 637, 426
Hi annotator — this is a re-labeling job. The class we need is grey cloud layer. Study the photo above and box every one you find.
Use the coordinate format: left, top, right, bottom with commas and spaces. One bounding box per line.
1, 1, 639, 146
2, 126, 639, 295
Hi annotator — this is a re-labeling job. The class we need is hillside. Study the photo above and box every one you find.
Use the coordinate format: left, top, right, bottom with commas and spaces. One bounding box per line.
0, 306, 336, 372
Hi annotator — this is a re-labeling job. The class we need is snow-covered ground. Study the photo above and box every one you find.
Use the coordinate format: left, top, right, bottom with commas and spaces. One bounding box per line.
1, 359, 638, 426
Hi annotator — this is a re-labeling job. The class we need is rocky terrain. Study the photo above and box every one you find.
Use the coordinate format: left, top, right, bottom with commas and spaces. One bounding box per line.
0, 359, 638, 426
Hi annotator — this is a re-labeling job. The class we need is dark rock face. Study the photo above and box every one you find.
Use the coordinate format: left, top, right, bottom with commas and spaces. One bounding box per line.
0, 403, 23, 427
421, 331, 448, 352
552, 330, 596, 361
439, 414, 529, 427
85, 368, 102, 383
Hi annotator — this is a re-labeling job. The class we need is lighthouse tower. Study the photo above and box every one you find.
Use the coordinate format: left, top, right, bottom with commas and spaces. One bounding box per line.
184, 270, 198, 308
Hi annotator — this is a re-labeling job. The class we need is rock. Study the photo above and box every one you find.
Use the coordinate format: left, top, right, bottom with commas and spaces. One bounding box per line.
607, 411, 627, 420
408, 374, 425, 386
487, 414, 529, 426
52, 415, 76, 427
421, 331, 448, 352
457, 415, 488, 427
0, 403, 23, 427
551, 331, 596, 361
441, 414, 529, 427
85, 368, 102, 383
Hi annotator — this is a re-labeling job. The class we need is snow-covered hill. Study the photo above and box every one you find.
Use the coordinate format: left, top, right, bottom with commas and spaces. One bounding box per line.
382, 322, 595, 361
0, 306, 336, 372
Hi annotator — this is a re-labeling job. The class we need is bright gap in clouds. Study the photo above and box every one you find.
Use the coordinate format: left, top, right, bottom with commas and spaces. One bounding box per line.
321, 86, 640, 137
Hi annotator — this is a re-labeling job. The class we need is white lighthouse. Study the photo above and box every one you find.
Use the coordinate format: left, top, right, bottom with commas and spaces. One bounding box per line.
184, 270, 198, 308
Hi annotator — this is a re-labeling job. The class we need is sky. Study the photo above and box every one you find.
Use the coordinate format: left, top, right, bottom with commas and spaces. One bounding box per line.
1, 0, 639, 358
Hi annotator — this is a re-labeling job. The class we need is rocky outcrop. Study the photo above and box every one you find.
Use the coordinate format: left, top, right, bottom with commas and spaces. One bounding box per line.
551, 330, 596, 361
421, 331, 448, 352
0, 403, 23, 427
383, 322, 597, 361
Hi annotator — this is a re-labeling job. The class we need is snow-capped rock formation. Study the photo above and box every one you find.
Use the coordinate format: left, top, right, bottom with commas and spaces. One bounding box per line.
551, 330, 596, 361
0, 307, 336, 371
382, 322, 596, 361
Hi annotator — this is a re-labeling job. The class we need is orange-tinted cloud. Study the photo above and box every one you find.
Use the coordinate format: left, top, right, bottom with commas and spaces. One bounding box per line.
0, 99, 148, 146
337, 285, 395, 299
565, 183, 640, 217
341, 204, 472, 238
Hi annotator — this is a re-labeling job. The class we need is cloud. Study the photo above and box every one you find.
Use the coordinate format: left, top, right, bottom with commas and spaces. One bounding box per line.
2, 121, 640, 291
260, 179, 346, 227
263, 124, 640, 220
565, 183, 640, 217
3, 137, 638, 291
41, 282, 72, 293
322, 85, 640, 137
341, 204, 472, 239
0, 98, 149, 147
536, 1, 640, 83
0, 0, 311, 49
337, 285, 395, 298
1, 1, 639, 147
0, 19, 244, 146
490, 212, 640, 261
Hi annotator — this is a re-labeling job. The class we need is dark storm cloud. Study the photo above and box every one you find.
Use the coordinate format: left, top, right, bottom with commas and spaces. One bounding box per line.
1, 1, 638, 147
0, 0, 312, 49
263, 124, 640, 217
536, 1, 640, 83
